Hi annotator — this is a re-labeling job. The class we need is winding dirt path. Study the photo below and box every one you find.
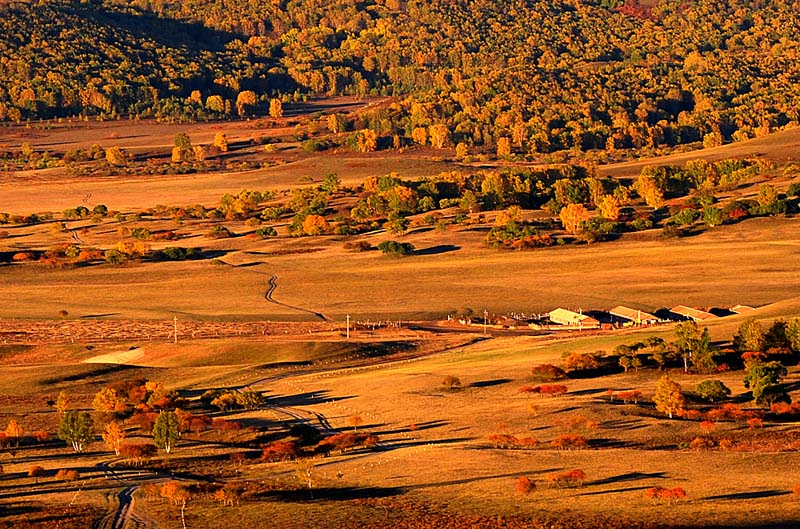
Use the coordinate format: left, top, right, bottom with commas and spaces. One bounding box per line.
218, 259, 331, 321
264, 274, 331, 322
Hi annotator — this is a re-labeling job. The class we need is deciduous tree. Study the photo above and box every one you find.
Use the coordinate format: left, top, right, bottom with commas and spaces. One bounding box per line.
559, 203, 590, 234
59, 411, 94, 452
152, 411, 181, 454
269, 98, 283, 119
653, 375, 685, 419
102, 422, 126, 456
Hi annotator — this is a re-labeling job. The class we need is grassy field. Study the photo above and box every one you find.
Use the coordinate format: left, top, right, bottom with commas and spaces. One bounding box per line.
1, 214, 798, 321
1, 318, 800, 528
2, 115, 800, 527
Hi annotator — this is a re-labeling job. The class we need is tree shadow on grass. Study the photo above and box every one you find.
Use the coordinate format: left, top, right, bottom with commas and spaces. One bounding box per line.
374, 420, 449, 437
403, 468, 562, 491
703, 490, 790, 501
269, 485, 404, 503
587, 471, 669, 488
413, 245, 460, 256
578, 485, 654, 496
468, 378, 512, 388
599, 419, 649, 431
569, 387, 609, 396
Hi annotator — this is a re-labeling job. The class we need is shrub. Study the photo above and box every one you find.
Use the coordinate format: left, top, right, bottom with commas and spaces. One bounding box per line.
208, 225, 233, 238
689, 436, 714, 451
442, 375, 461, 389
28, 465, 45, 482
158, 247, 196, 261
530, 364, 567, 381
343, 240, 372, 252
314, 432, 379, 455
55, 469, 80, 482
645, 486, 687, 505
747, 417, 764, 430
695, 380, 731, 402
519, 384, 567, 396
212, 418, 243, 431
377, 240, 414, 256
516, 476, 536, 494
488, 433, 519, 449
699, 420, 716, 433
254, 226, 278, 238
563, 352, 601, 371
551, 434, 588, 450
546, 469, 586, 488
34, 430, 50, 442
706, 403, 752, 422
617, 390, 642, 404
119, 443, 157, 465
261, 441, 299, 462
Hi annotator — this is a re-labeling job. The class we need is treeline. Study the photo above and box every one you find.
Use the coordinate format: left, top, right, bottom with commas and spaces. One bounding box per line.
2, 0, 800, 155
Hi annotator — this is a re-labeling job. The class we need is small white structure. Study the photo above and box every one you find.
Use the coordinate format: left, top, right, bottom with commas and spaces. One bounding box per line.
671, 305, 717, 322
609, 305, 658, 326
548, 308, 600, 329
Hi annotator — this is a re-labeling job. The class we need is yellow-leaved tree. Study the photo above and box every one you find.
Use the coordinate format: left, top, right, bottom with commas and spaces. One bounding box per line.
559, 203, 590, 234
653, 375, 685, 419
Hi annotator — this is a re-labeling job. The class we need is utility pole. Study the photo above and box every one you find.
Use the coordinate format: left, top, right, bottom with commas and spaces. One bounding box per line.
346, 314, 350, 340
483, 309, 488, 335
173, 316, 178, 344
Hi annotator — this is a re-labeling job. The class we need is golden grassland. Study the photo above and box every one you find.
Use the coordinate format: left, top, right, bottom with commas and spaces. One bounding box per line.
1, 119, 800, 527
1, 318, 800, 528
1, 214, 799, 321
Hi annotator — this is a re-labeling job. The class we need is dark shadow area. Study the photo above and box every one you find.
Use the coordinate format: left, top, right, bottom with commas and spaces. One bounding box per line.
599, 419, 648, 432
73, 2, 240, 52
373, 420, 449, 437
704, 490, 790, 501
43, 363, 142, 385
588, 471, 668, 487
80, 313, 120, 319
578, 485, 654, 496
468, 378, 512, 388
588, 438, 631, 449
569, 387, 608, 396
403, 468, 561, 491
270, 485, 404, 502
413, 245, 461, 256
268, 391, 344, 409
654, 308, 690, 322
710, 307, 736, 317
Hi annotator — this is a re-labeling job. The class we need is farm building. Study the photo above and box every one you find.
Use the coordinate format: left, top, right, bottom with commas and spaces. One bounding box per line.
608, 306, 659, 326
670, 305, 718, 321
548, 308, 600, 329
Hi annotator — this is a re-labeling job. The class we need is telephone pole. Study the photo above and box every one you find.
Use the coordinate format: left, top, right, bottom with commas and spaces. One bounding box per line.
483, 309, 488, 335
346, 314, 350, 340
173, 316, 178, 344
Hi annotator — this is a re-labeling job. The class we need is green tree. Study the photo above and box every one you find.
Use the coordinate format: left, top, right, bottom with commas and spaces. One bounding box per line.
320, 173, 341, 193
652, 375, 685, 419
743, 361, 787, 406
787, 318, 800, 352
673, 321, 715, 373
702, 206, 724, 227
695, 380, 731, 402
152, 411, 181, 454
59, 411, 94, 453
735, 319, 766, 352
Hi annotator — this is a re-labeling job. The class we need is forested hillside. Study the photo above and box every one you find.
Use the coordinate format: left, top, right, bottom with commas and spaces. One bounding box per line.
2, 0, 799, 156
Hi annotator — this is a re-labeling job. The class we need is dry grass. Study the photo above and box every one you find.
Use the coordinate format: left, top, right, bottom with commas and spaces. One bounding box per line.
2, 214, 799, 321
